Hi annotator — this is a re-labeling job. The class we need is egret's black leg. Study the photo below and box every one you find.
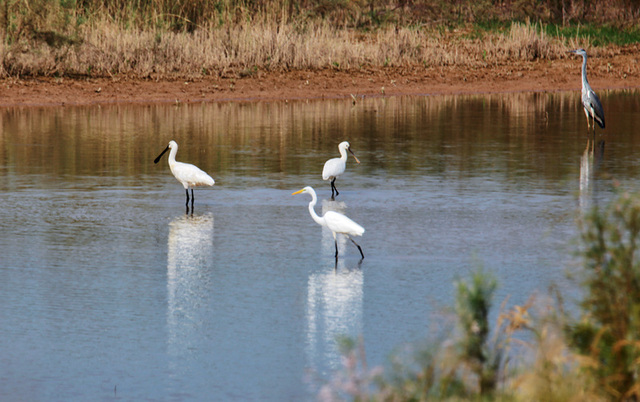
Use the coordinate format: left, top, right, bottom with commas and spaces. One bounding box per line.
185, 189, 190, 206
191, 189, 195, 209
350, 238, 364, 259
334, 239, 339, 259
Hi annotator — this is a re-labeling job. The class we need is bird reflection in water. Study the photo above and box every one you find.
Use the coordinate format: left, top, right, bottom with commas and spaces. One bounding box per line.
579, 138, 605, 213
166, 213, 215, 358
305, 263, 364, 381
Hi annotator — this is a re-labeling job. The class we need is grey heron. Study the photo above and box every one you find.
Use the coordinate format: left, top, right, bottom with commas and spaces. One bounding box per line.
568, 48, 605, 134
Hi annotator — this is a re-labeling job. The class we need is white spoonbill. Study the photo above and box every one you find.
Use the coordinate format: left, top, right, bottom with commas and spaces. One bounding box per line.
322, 141, 360, 199
293, 186, 365, 260
154, 140, 215, 210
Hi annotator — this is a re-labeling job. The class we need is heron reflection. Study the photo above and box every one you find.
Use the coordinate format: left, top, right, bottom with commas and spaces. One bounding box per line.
579, 139, 605, 213
166, 213, 215, 357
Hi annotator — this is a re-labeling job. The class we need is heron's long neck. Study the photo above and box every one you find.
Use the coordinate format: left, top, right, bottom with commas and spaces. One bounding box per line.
581, 54, 589, 87
307, 192, 325, 226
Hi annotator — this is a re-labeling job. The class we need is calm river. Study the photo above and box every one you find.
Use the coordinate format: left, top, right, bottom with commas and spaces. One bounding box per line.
2, 91, 640, 400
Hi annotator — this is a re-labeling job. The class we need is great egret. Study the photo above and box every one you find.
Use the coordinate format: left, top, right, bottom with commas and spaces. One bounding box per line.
154, 140, 215, 211
568, 48, 605, 134
322, 141, 360, 199
293, 186, 365, 261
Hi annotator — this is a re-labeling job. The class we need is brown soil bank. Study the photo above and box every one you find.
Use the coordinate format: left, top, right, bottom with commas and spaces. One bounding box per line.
2, 49, 640, 107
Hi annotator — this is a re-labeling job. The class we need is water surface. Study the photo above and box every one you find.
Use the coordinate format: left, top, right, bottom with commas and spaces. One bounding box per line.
2, 91, 640, 400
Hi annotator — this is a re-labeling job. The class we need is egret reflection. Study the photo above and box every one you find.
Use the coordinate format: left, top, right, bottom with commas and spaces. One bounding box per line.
305, 266, 363, 378
166, 213, 215, 357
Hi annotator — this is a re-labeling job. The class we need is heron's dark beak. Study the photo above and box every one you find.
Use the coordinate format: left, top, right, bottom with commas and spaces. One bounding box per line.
154, 146, 170, 164
348, 148, 361, 164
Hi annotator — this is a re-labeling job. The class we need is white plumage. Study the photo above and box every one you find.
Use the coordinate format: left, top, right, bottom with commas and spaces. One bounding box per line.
322, 141, 360, 198
293, 186, 365, 260
154, 140, 214, 210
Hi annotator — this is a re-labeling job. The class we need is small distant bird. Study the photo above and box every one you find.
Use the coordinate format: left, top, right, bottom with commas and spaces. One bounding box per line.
322, 141, 360, 199
568, 48, 605, 133
293, 186, 365, 261
154, 140, 215, 211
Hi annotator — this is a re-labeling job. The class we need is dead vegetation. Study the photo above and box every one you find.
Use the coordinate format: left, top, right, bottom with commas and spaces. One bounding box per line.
0, 0, 636, 79
0, 20, 581, 79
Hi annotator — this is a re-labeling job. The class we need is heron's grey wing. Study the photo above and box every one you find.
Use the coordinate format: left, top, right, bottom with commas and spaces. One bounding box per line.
589, 90, 605, 129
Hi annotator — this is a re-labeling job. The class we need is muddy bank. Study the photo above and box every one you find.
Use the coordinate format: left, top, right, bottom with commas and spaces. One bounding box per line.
1, 53, 640, 107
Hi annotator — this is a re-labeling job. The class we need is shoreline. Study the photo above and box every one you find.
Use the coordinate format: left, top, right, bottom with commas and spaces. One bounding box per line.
2, 55, 640, 108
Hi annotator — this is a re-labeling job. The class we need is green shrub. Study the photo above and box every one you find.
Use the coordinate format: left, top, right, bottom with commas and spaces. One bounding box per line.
569, 190, 640, 400
454, 268, 501, 396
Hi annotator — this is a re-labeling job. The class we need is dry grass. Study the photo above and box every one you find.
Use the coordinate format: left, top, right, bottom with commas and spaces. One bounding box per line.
505, 296, 606, 402
2, 0, 631, 79
0, 19, 581, 79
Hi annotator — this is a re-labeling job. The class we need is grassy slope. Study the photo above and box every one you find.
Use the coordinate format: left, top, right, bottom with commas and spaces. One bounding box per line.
1, 0, 639, 78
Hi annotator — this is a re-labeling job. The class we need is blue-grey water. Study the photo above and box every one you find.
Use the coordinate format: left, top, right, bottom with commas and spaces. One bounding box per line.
2, 91, 640, 400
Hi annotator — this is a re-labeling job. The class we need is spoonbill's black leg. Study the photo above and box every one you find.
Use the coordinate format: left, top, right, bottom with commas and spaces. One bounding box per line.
331, 178, 339, 197
191, 189, 195, 210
